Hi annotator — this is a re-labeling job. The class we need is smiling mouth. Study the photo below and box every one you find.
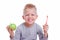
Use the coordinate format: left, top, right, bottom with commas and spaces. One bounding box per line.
28, 19, 33, 22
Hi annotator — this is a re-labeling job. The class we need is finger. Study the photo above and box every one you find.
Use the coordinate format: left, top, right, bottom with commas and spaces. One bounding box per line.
6, 26, 10, 31
45, 16, 48, 25
6, 26, 13, 32
43, 25, 48, 31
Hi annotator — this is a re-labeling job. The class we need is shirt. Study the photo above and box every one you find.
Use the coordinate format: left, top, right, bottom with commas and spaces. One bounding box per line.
12, 23, 48, 40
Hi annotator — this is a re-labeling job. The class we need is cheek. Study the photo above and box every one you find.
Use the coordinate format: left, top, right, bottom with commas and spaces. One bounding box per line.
33, 16, 37, 20
24, 16, 28, 20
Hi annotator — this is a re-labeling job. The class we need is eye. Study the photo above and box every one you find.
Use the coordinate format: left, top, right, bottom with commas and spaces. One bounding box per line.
31, 14, 35, 16
25, 14, 29, 16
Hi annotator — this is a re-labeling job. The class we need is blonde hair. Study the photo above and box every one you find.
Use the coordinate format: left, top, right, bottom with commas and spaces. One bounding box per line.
23, 4, 37, 13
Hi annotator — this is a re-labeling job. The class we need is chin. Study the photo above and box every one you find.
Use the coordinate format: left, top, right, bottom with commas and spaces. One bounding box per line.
28, 22, 34, 25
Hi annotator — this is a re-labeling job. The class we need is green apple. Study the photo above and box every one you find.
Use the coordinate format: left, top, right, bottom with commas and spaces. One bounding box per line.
9, 23, 16, 30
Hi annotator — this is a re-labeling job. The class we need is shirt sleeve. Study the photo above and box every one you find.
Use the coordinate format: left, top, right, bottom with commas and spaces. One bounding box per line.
37, 25, 48, 40
13, 26, 22, 40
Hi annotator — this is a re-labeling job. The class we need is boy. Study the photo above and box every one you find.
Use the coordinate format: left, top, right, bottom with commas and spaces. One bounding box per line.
7, 4, 48, 40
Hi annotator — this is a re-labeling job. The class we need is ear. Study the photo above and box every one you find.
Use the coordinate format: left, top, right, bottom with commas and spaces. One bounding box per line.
22, 16, 24, 19
36, 15, 38, 19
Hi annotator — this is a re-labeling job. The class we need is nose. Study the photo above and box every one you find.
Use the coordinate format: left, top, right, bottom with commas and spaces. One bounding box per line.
29, 14, 32, 18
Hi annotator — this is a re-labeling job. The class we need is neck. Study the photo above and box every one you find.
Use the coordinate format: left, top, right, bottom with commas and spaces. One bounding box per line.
24, 22, 34, 27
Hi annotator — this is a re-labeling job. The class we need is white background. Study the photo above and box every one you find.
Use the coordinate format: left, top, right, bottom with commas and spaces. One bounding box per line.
0, 0, 60, 40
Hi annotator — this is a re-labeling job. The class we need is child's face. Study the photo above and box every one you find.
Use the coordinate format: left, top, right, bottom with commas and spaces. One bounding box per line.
22, 8, 38, 25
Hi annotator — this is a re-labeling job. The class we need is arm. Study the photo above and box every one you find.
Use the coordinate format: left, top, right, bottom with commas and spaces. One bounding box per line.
37, 26, 48, 40
6, 26, 14, 40
6, 26, 21, 40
